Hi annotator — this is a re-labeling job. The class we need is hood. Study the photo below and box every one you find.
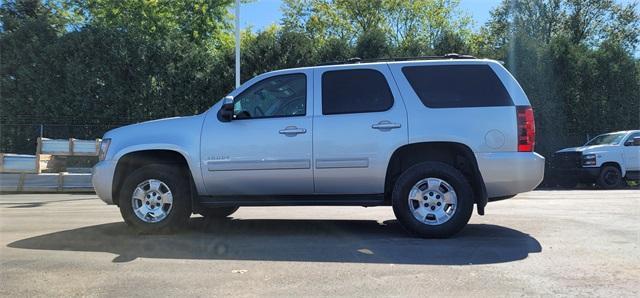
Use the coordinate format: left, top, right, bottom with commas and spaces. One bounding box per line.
101, 114, 207, 161
555, 144, 617, 154
105, 115, 205, 139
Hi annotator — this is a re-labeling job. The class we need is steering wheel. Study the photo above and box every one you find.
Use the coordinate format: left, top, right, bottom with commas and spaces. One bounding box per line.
235, 111, 252, 119
277, 96, 305, 115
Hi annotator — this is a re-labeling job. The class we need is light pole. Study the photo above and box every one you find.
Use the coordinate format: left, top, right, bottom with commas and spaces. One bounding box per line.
235, 0, 240, 89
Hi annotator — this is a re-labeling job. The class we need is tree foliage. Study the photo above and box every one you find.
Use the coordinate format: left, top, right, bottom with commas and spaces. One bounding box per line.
281, 0, 473, 56
1, 0, 639, 173
84, 0, 234, 47
478, 0, 640, 159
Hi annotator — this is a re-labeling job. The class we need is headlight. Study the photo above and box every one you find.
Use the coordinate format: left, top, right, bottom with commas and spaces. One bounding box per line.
98, 138, 111, 161
582, 154, 596, 166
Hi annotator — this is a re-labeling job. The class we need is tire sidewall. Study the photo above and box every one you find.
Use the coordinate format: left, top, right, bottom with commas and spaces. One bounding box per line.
119, 164, 192, 233
597, 166, 622, 189
392, 162, 474, 238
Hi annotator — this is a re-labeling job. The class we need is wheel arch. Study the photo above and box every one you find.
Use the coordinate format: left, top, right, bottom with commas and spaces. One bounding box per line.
384, 142, 488, 214
112, 149, 196, 206
601, 161, 625, 176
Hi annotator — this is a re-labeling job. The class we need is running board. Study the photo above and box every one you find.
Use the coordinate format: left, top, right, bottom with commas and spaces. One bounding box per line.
198, 194, 385, 207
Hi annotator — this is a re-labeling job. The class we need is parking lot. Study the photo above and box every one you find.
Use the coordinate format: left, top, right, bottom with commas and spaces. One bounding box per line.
0, 190, 638, 297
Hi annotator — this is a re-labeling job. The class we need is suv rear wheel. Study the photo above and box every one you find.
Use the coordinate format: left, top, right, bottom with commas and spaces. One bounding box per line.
392, 161, 474, 238
119, 164, 192, 233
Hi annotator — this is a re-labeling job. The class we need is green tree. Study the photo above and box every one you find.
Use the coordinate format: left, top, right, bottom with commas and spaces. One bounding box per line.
0, 0, 236, 153
84, 0, 234, 48
478, 0, 640, 165
355, 28, 391, 59
1, 0, 639, 161
433, 30, 468, 55
0, 0, 86, 33
281, 0, 473, 56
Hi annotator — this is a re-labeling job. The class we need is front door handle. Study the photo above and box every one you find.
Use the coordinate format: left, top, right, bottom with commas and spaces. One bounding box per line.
371, 121, 401, 130
279, 126, 307, 136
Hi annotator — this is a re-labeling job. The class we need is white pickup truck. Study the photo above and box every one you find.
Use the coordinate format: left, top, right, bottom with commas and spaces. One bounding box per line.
552, 130, 640, 188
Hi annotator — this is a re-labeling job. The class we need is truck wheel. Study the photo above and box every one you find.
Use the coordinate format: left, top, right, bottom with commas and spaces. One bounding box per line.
198, 206, 239, 219
597, 166, 622, 189
392, 161, 474, 238
119, 164, 192, 233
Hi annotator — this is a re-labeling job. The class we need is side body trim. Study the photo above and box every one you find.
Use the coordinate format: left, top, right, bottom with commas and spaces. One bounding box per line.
315, 158, 369, 169
207, 159, 311, 171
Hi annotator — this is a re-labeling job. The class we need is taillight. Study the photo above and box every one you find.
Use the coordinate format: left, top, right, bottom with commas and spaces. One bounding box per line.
517, 106, 535, 152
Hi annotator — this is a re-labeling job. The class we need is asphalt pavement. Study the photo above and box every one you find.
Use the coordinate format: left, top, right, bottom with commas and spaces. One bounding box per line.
0, 190, 639, 297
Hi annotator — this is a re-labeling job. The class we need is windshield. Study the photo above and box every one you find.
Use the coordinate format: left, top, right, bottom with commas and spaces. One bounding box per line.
584, 133, 626, 146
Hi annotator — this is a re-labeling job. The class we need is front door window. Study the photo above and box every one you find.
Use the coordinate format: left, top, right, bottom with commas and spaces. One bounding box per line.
233, 74, 307, 119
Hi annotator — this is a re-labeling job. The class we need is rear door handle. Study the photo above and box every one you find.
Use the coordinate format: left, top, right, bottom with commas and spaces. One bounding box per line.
279, 126, 307, 136
371, 121, 401, 130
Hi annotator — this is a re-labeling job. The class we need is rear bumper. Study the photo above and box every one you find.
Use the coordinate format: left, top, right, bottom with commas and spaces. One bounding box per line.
92, 160, 116, 204
475, 152, 545, 198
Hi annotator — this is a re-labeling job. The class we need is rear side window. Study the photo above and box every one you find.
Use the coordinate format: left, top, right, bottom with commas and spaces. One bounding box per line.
322, 69, 394, 115
402, 65, 513, 108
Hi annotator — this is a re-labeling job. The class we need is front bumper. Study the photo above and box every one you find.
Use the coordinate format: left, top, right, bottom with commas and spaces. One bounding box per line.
554, 167, 600, 182
550, 151, 601, 181
92, 160, 116, 204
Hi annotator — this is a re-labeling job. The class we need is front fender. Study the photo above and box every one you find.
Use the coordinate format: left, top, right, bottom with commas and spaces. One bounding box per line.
111, 144, 206, 197
101, 114, 207, 196
588, 151, 626, 176
113, 143, 192, 161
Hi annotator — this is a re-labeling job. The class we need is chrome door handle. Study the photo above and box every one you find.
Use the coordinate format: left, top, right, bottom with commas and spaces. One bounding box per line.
371, 121, 401, 130
279, 126, 307, 135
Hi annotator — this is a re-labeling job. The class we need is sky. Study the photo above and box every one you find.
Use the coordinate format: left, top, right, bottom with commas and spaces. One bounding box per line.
239, 0, 515, 31
239, 0, 637, 32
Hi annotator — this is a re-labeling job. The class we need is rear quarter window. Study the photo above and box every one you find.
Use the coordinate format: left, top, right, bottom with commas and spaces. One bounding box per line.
402, 64, 513, 108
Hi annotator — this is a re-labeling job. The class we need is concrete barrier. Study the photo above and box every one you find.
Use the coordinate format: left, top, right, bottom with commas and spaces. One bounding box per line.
0, 172, 93, 192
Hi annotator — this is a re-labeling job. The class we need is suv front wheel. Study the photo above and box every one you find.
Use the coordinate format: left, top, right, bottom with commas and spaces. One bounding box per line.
119, 164, 192, 233
392, 161, 474, 238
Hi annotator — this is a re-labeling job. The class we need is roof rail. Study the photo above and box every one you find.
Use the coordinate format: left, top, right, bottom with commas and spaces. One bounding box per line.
316, 53, 477, 66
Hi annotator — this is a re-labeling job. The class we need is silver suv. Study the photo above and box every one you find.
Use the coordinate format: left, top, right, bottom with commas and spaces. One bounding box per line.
92, 56, 545, 238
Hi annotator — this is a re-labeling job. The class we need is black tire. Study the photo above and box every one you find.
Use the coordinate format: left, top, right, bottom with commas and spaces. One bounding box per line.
391, 161, 474, 238
198, 206, 239, 219
597, 165, 623, 189
119, 164, 192, 233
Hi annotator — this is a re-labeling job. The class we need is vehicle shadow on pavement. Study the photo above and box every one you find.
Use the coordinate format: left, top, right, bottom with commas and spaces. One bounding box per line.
8, 218, 541, 265
0, 197, 97, 208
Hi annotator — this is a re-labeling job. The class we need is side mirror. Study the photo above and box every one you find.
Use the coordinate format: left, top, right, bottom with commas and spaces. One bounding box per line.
218, 96, 234, 122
